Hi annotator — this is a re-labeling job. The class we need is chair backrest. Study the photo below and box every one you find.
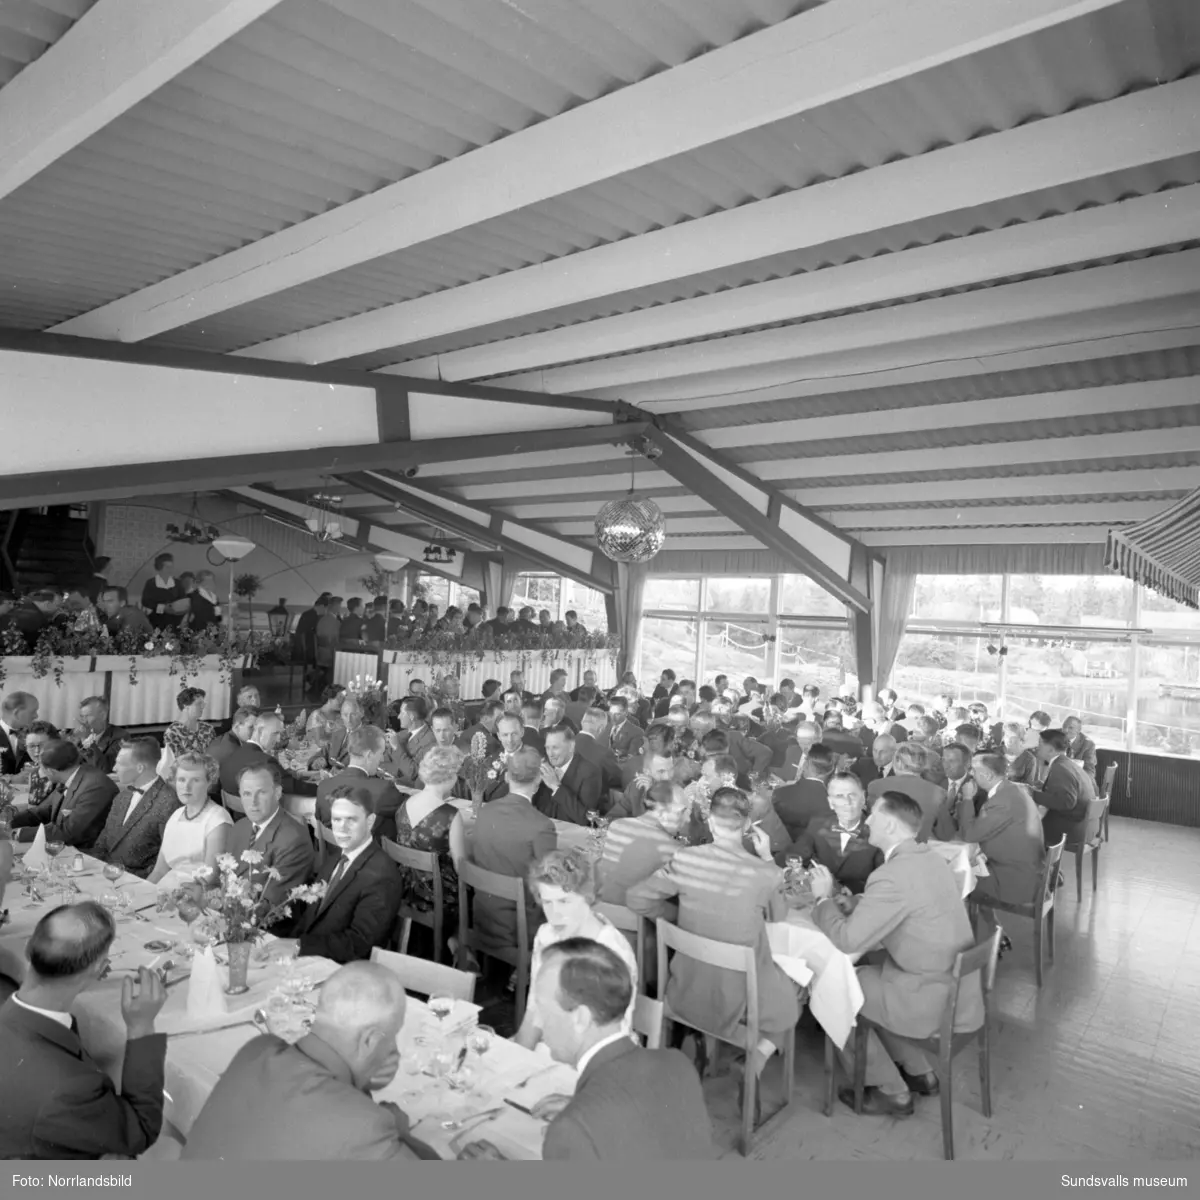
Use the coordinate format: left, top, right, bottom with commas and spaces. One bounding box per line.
595, 901, 646, 989
1038, 835, 1067, 910
655, 918, 758, 1041
938, 927, 1001, 1047
369, 947, 476, 1001
381, 838, 437, 875
457, 859, 525, 903
1100, 761, 1117, 802
222, 790, 245, 815
632, 994, 664, 1050
1079, 796, 1109, 844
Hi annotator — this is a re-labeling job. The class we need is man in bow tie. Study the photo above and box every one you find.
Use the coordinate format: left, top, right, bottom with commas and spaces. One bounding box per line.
90, 737, 180, 878
73, 696, 126, 774
785, 772, 881, 893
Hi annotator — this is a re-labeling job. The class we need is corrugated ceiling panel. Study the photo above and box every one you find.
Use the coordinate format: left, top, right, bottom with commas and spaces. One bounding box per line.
94, 0, 1200, 354
0, 0, 96, 89
0, 0, 825, 331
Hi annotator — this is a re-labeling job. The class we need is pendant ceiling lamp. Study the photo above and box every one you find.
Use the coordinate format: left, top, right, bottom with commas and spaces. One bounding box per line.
595, 439, 666, 564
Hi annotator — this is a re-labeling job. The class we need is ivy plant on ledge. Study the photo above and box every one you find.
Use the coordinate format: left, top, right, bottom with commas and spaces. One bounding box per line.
368, 625, 619, 675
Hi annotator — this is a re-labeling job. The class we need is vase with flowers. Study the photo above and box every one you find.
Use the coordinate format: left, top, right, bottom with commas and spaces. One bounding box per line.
459, 730, 493, 817
191, 850, 327, 994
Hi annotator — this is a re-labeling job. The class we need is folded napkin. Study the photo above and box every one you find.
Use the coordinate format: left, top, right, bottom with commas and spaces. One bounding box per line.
23, 825, 48, 871
186, 947, 230, 1022
771, 953, 814, 989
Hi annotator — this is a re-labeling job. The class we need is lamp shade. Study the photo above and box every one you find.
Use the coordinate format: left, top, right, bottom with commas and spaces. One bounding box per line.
595, 494, 666, 563
375, 553, 408, 573
212, 534, 255, 562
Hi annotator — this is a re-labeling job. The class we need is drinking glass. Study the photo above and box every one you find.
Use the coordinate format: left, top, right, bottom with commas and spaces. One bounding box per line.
428, 994, 454, 1026
100, 891, 121, 913
117, 891, 135, 918
467, 1024, 494, 1060
102, 863, 124, 887
45, 839, 65, 878
264, 991, 295, 1038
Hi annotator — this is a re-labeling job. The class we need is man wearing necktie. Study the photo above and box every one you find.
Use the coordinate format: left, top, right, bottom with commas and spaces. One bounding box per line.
932, 743, 976, 840
784, 773, 882, 894
224, 761, 314, 929
274, 786, 402, 965
90, 737, 180, 878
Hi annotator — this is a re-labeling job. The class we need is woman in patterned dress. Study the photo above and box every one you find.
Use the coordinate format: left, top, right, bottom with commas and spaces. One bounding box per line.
164, 687, 216, 757
392, 745, 462, 950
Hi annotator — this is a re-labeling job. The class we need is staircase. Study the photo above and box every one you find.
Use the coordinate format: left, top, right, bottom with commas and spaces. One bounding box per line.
6, 507, 96, 592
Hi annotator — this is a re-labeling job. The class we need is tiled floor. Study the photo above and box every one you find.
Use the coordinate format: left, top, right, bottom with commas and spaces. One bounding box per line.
730, 818, 1200, 1159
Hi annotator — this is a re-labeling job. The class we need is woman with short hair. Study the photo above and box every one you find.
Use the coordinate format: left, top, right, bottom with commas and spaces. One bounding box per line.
513, 848, 638, 1050
164, 687, 216, 757
148, 753, 231, 887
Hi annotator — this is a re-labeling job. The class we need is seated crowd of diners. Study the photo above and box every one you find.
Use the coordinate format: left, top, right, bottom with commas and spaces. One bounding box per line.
0, 666, 1102, 1160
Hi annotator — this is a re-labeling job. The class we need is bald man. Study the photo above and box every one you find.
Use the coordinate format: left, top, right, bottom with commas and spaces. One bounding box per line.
183, 962, 436, 1160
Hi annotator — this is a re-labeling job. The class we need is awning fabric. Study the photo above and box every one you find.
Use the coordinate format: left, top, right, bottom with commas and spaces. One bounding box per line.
1105, 489, 1200, 610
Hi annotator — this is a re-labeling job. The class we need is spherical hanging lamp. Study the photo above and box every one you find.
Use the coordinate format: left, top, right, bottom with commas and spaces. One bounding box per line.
595, 444, 666, 564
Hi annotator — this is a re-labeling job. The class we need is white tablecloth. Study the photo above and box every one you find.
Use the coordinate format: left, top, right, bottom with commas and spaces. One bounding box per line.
1, 849, 568, 1159
767, 908, 863, 1050
925, 838, 987, 900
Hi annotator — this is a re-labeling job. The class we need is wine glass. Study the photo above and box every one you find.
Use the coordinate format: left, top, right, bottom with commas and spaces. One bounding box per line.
100, 891, 121, 913
264, 991, 295, 1038
45, 838, 65, 878
428, 993, 454, 1026
102, 863, 124, 888
117, 891, 135, 919
467, 1024, 494, 1060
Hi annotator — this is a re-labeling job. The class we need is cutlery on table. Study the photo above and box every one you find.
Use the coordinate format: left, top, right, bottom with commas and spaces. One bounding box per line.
514, 1063, 558, 1090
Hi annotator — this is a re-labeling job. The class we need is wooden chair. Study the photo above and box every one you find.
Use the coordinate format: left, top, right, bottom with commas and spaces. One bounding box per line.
632, 994, 664, 1050
1099, 762, 1117, 842
846, 927, 1001, 1160
594, 901, 646, 988
1066, 797, 1109, 903
457, 860, 532, 1025
382, 838, 445, 964
969, 835, 1065, 987
306, 817, 338, 870
369, 947, 476, 1002
655, 918, 795, 1156
221, 790, 245, 815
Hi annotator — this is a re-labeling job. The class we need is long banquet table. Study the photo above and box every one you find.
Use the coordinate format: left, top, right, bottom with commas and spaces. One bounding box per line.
0, 846, 572, 1160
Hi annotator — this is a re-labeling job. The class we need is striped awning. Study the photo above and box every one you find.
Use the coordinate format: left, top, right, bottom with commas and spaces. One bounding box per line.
1105, 488, 1200, 610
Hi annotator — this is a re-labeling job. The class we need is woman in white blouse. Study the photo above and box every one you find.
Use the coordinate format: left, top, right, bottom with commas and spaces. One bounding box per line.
148, 752, 232, 888
513, 850, 637, 1051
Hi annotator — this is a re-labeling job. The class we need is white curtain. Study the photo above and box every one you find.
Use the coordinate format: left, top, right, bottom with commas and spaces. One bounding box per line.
613, 561, 649, 678
877, 561, 917, 690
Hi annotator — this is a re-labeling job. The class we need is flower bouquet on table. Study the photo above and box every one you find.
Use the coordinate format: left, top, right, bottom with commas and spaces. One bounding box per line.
346, 675, 388, 730
460, 731, 493, 816
188, 851, 329, 994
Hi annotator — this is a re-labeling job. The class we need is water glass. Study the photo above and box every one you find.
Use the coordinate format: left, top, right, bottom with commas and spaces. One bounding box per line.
100, 891, 121, 913
428, 994, 454, 1026
264, 991, 296, 1039
467, 1024, 494, 1059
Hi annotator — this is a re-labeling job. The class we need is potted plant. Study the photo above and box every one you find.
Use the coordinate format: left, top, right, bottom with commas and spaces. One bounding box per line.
233, 573, 263, 632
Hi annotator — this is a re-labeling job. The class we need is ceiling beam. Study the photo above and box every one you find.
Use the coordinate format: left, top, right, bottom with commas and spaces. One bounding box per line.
392, 180, 1200, 383
606, 312, 1200, 411
340, 472, 616, 595
831, 500, 1171, 530
495, 248, 1200, 395
647, 430, 870, 613
48, 0, 1122, 343
0, 0, 284, 202
227, 486, 465, 580
0, 422, 650, 510
235, 61, 1190, 368
694, 378, 1200, 450
861, 527, 1110, 547
790, 468, 1200, 509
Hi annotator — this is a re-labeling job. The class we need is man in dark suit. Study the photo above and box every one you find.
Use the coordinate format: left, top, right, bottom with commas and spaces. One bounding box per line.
1, 690, 39, 774
464, 938, 713, 1160
283, 787, 403, 964
72, 696, 126, 774
457, 700, 503, 760
390, 697, 435, 786
866, 742, 946, 843
0, 902, 168, 1159
97, 586, 154, 640
573, 708, 622, 794
964, 755, 1046, 916
606, 696, 645, 763
537, 725, 605, 825
1037, 729, 1097, 847
206, 706, 258, 767
811, 793, 983, 1117
817, 711, 865, 761
786, 772, 882, 893
218, 712, 294, 798
226, 760, 315, 926
89, 737, 179, 878
1062, 716, 1099, 785
12, 740, 117, 850
182, 962, 435, 1160
571, 669, 601, 703
773, 744, 836, 842
316, 726, 403, 844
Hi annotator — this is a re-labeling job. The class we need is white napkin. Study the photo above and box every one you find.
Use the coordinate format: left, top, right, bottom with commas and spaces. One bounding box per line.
186, 947, 230, 1021
772, 953, 814, 989
23, 824, 48, 871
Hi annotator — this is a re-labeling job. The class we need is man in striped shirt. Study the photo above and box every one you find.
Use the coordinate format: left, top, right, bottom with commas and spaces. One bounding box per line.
597, 781, 686, 906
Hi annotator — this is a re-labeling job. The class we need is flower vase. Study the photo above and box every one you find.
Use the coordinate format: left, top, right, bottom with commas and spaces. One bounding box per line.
226, 941, 252, 995
471, 789, 484, 821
